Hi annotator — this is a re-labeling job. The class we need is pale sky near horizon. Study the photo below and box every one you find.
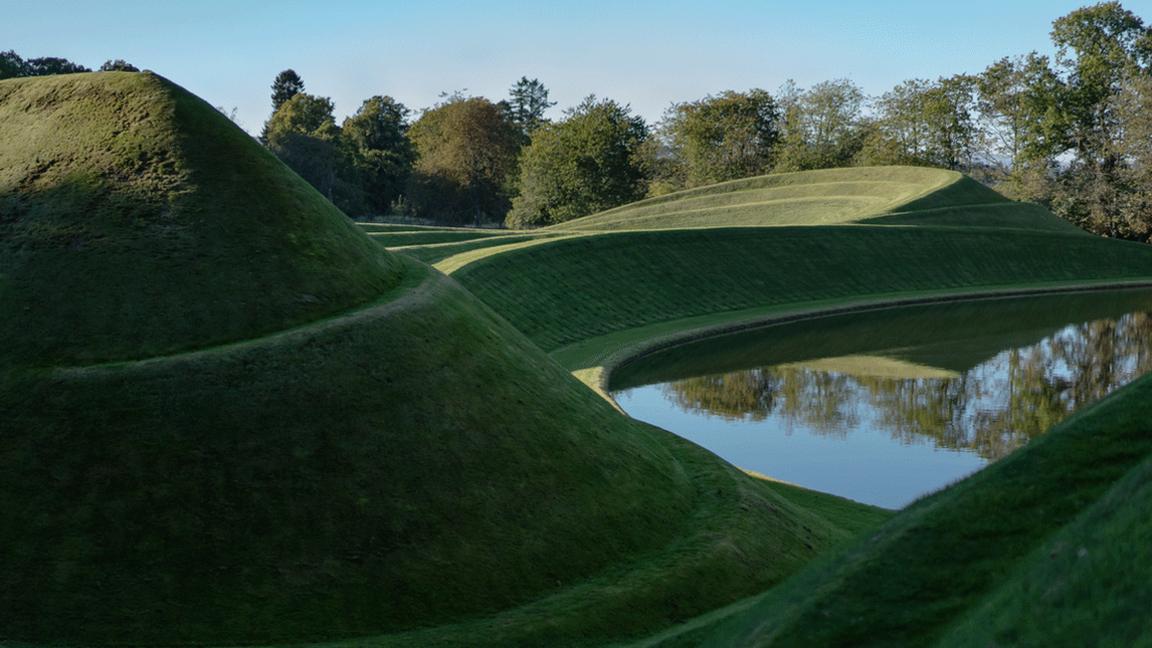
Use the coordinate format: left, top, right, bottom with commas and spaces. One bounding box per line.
5, 0, 1152, 134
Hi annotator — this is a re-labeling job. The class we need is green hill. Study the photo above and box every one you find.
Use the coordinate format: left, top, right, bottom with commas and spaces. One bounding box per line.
404, 168, 1152, 646
0, 73, 885, 646
0, 72, 403, 369
703, 371, 1152, 647
449, 226, 1152, 354
549, 166, 1077, 233
412, 168, 1152, 396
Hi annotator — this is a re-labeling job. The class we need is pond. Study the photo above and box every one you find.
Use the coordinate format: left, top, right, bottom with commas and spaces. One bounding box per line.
610, 289, 1152, 509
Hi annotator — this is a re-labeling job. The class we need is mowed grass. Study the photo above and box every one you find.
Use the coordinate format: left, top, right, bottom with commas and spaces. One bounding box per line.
451, 226, 1152, 353
364, 228, 511, 248
0, 73, 890, 646
1, 257, 889, 646
432, 167, 1152, 645
702, 370, 1152, 647
8, 72, 1151, 647
395, 233, 545, 264
547, 166, 1070, 232
550, 166, 955, 230
0, 72, 402, 369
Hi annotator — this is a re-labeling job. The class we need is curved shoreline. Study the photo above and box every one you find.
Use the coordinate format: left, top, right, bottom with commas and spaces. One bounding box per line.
552, 278, 1152, 405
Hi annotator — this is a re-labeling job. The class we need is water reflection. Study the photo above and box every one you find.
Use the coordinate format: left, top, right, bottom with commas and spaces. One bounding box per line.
612, 291, 1152, 507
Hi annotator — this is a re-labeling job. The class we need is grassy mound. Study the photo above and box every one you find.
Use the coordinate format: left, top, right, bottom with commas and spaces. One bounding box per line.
704, 371, 1152, 646
550, 167, 1073, 233
0, 72, 403, 368
451, 226, 1152, 352
0, 73, 885, 646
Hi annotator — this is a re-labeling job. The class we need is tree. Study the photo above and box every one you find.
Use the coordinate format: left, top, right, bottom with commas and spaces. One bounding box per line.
264, 93, 346, 204
774, 79, 866, 171
663, 89, 781, 186
505, 77, 556, 140
507, 96, 649, 228
973, 53, 1067, 199
270, 69, 305, 112
862, 75, 979, 170
0, 50, 27, 79
976, 54, 1066, 168
1048, 2, 1152, 237
342, 96, 416, 214
406, 96, 521, 225
1112, 70, 1152, 241
99, 59, 139, 72
23, 57, 90, 76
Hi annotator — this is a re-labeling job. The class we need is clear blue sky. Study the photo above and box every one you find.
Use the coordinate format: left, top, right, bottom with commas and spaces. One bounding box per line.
5, 0, 1152, 133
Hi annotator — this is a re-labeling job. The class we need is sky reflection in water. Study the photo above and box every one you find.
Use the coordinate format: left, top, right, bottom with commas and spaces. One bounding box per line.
611, 290, 1152, 508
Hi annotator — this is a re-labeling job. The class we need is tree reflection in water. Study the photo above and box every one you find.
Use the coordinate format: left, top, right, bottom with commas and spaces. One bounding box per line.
664, 313, 1152, 461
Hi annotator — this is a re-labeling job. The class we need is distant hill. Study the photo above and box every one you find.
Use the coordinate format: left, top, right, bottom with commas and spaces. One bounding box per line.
551, 166, 1080, 233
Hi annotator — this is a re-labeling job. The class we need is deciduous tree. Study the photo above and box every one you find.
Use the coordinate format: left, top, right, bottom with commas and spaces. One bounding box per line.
264, 93, 346, 204
99, 59, 139, 72
774, 79, 866, 171
342, 96, 416, 214
407, 96, 521, 225
663, 89, 781, 186
507, 96, 649, 227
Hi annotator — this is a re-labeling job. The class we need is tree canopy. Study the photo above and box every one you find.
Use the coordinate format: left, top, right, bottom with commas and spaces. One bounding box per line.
0, 51, 90, 79
774, 79, 866, 171
407, 96, 521, 225
662, 89, 781, 187
264, 93, 346, 204
342, 96, 416, 214
507, 96, 649, 228
505, 77, 556, 140
271, 69, 305, 112
99, 59, 139, 72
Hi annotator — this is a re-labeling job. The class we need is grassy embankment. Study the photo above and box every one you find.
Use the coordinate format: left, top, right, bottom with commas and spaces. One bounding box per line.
0, 72, 887, 647
397, 166, 1152, 645
696, 372, 1152, 647
407, 168, 1152, 394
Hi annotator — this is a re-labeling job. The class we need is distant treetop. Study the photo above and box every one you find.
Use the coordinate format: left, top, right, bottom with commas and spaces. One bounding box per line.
0, 51, 92, 79
99, 59, 139, 72
271, 69, 305, 111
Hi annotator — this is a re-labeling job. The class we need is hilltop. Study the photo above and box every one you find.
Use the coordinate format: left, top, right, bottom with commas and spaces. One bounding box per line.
0, 72, 403, 368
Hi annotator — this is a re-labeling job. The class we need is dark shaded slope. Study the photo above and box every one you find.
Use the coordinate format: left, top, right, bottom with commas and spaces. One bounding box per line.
0, 72, 402, 368
706, 372, 1152, 646
0, 73, 883, 646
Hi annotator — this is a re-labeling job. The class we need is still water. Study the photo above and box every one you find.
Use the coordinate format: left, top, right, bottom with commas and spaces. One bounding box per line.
611, 290, 1152, 508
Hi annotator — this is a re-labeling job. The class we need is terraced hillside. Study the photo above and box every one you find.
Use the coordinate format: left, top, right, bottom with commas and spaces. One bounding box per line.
0, 73, 886, 646
416, 167, 1152, 389
550, 166, 1079, 233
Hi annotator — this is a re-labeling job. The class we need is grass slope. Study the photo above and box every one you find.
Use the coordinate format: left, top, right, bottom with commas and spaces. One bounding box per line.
610, 289, 1152, 390
451, 226, 1152, 353
364, 228, 511, 248
0, 73, 886, 646
551, 166, 959, 231
704, 371, 1152, 646
0, 72, 402, 368
426, 168, 1152, 644
550, 166, 1074, 233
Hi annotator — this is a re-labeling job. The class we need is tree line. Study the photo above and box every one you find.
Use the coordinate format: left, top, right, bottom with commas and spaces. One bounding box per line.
0, 51, 138, 76
3, 2, 1151, 240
